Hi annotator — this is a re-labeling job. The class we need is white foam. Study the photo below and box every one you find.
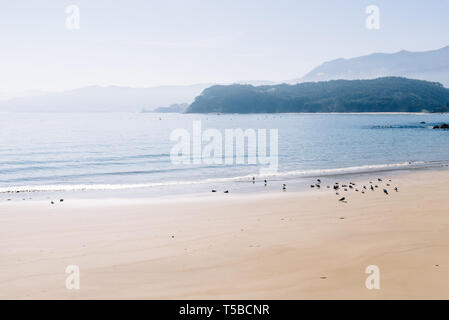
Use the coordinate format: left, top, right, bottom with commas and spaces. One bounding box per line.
0, 161, 442, 194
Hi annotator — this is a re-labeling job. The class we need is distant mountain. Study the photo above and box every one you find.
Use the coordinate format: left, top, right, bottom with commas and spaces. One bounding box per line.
186, 77, 449, 114
295, 45, 449, 87
143, 103, 189, 113
0, 84, 211, 112
0, 80, 279, 112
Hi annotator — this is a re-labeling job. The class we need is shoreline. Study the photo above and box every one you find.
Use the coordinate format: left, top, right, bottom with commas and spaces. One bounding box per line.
1, 169, 449, 299
1, 160, 448, 201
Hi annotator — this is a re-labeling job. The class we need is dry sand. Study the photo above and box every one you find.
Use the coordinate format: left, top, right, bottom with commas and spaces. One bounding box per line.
1, 169, 449, 300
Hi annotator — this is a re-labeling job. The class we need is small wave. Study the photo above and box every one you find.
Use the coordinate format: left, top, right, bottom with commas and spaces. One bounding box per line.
0, 160, 446, 194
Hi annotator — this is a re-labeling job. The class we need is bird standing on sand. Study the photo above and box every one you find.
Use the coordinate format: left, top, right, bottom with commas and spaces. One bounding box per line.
395, 187, 399, 192
339, 197, 346, 202
317, 179, 321, 184
224, 190, 229, 194
383, 189, 389, 195
370, 185, 374, 191
283, 184, 287, 191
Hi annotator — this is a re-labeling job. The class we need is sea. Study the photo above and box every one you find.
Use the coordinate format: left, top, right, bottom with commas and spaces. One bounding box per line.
1, 112, 449, 200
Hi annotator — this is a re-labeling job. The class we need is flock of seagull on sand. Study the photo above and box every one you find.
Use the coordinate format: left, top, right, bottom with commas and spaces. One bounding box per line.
211, 176, 399, 203
310, 177, 399, 203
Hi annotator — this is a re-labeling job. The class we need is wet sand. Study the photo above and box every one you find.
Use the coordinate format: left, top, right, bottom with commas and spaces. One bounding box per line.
1, 169, 449, 299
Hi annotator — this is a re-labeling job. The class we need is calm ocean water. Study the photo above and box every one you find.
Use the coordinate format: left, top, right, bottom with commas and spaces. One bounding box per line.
1, 112, 449, 198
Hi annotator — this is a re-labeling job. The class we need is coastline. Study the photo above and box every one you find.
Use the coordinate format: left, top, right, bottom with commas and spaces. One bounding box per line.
1, 168, 449, 299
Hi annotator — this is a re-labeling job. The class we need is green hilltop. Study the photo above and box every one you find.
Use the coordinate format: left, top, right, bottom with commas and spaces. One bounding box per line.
186, 77, 449, 113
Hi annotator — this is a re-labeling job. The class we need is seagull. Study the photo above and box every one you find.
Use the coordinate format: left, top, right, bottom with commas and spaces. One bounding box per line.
211, 190, 217, 193
395, 187, 399, 192
370, 185, 374, 191
339, 197, 346, 202
224, 190, 229, 194
317, 179, 321, 183
383, 189, 389, 195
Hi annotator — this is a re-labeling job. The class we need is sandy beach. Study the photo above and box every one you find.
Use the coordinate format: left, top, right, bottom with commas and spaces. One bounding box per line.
1, 169, 449, 300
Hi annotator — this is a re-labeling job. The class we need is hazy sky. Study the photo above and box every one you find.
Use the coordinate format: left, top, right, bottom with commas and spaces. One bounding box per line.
1, 0, 448, 96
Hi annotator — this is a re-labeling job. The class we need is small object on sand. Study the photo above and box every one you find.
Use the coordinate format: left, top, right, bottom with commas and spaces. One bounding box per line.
371, 185, 374, 191
383, 189, 389, 195
282, 184, 286, 191
327, 185, 330, 188
60, 199, 64, 202
339, 197, 346, 202
310, 185, 315, 188
211, 190, 217, 193
320, 276, 327, 280
361, 191, 365, 194
317, 179, 321, 183
378, 178, 382, 182
336, 192, 339, 195
395, 187, 399, 192
375, 185, 378, 188
339, 217, 345, 220
224, 190, 229, 194
171, 235, 175, 239
316, 184, 320, 188
363, 186, 366, 189
51, 201, 54, 205
386, 183, 390, 186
